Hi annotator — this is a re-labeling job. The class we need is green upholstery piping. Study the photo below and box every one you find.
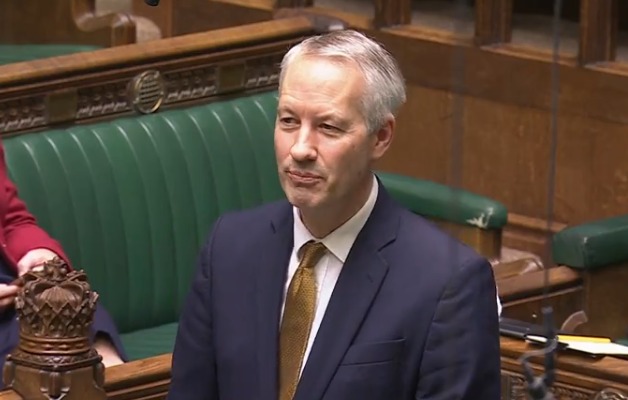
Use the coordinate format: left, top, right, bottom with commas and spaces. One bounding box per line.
377, 172, 507, 229
0, 44, 101, 65
552, 214, 628, 270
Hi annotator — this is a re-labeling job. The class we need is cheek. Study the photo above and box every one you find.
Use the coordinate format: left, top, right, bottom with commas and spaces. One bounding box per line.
274, 133, 289, 159
326, 146, 364, 182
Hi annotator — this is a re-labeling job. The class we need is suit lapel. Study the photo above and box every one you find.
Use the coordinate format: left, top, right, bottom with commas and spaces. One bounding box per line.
255, 203, 294, 400
294, 186, 399, 400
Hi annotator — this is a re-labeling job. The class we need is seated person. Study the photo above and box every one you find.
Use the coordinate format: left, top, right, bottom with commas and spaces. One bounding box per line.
167, 29, 500, 399
0, 143, 126, 387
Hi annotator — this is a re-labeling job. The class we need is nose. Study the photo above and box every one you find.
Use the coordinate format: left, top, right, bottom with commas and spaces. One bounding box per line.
289, 126, 317, 162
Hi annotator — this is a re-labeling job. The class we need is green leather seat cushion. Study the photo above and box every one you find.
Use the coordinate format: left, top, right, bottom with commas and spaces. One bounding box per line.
120, 322, 179, 361
552, 214, 628, 269
0, 44, 101, 65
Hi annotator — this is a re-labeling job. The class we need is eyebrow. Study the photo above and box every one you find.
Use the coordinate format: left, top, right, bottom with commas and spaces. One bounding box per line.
277, 106, 296, 114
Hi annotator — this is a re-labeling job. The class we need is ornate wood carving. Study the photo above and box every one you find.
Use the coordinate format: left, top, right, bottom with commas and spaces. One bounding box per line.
502, 370, 594, 398
2, 258, 106, 400
244, 53, 284, 89
595, 388, 628, 399
501, 336, 628, 400
0, 97, 46, 134
164, 66, 218, 103
77, 81, 132, 119
0, 53, 284, 134
502, 370, 628, 399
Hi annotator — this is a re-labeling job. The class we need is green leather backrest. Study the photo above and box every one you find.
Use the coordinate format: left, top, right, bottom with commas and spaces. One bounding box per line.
376, 172, 507, 229
3, 91, 284, 333
552, 214, 628, 270
0, 44, 102, 65
3, 89, 507, 333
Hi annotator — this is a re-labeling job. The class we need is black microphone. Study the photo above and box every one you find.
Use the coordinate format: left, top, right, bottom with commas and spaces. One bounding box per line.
145, 0, 160, 5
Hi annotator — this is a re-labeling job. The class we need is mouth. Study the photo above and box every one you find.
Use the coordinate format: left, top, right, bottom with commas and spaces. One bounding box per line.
286, 170, 322, 186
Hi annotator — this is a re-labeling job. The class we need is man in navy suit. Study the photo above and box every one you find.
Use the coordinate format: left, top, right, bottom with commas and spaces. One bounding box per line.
168, 29, 500, 400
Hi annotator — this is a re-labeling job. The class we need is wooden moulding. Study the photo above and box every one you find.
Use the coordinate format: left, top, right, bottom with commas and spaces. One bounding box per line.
0, 17, 319, 137
499, 265, 584, 328
0, 354, 172, 400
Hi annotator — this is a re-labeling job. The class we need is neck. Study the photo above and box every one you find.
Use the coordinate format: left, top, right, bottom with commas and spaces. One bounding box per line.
299, 175, 374, 238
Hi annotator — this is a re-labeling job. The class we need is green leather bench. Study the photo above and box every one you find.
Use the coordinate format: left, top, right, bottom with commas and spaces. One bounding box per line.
551, 215, 628, 340
0, 44, 101, 65
3, 90, 508, 361
552, 214, 628, 270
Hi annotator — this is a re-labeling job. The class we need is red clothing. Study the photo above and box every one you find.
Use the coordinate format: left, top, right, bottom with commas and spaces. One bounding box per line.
0, 144, 67, 271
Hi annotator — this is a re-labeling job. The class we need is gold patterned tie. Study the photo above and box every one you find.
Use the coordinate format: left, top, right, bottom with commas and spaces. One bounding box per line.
279, 241, 327, 400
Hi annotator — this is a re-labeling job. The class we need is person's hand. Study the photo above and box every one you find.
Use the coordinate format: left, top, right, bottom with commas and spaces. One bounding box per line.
94, 336, 124, 368
0, 283, 19, 311
17, 248, 58, 277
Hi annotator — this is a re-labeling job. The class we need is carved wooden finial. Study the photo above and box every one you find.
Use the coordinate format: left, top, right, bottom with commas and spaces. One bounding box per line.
3, 257, 106, 399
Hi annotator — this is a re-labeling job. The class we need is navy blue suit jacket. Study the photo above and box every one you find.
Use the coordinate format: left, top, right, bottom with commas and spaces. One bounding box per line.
168, 183, 501, 399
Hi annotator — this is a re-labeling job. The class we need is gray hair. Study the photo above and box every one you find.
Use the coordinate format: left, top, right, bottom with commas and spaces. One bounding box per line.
278, 29, 406, 134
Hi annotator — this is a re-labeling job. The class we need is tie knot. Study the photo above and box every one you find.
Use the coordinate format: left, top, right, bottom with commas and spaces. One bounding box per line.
299, 241, 327, 269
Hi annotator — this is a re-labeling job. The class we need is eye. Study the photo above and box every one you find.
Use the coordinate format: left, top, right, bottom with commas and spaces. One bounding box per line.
279, 117, 298, 128
320, 123, 339, 133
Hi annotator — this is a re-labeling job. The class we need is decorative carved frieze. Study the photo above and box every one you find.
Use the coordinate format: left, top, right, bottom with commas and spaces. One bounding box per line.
594, 388, 628, 400
164, 67, 218, 104
77, 81, 131, 119
0, 51, 284, 136
0, 96, 46, 133
245, 53, 283, 89
501, 370, 596, 399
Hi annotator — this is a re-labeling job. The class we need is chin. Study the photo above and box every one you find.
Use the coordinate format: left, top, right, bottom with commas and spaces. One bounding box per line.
285, 190, 322, 210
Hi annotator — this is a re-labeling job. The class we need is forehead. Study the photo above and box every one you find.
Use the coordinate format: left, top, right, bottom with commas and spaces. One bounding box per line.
279, 56, 365, 111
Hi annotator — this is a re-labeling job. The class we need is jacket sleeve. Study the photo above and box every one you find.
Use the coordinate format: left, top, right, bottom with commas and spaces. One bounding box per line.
167, 217, 222, 400
0, 144, 68, 268
415, 256, 501, 399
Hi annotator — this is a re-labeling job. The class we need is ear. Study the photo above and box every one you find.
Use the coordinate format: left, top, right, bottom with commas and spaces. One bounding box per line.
370, 115, 394, 161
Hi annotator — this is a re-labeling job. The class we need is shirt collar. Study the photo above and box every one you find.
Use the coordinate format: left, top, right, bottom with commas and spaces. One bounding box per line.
293, 174, 378, 262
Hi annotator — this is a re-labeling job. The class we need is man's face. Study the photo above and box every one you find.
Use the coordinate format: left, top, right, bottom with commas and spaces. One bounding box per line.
274, 56, 392, 215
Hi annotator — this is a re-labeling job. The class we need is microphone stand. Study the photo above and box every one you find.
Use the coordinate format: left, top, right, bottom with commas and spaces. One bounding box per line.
518, 307, 557, 400
519, 0, 562, 397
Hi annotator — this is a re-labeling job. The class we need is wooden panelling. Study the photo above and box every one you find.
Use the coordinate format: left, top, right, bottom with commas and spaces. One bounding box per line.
364, 26, 628, 231
132, 0, 275, 38
0, 0, 136, 46
124, 1, 628, 255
